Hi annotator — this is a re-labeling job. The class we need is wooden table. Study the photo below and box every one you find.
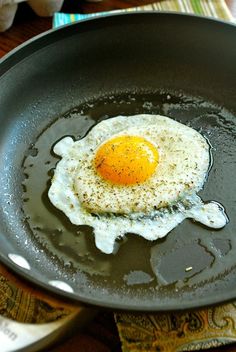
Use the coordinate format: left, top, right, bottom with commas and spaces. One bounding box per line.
0, 0, 235, 57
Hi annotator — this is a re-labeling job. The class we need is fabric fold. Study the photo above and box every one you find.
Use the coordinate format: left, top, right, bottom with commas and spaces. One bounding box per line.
53, 0, 234, 28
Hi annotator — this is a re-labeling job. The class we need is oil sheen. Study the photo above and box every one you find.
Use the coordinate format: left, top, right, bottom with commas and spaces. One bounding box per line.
22, 91, 236, 290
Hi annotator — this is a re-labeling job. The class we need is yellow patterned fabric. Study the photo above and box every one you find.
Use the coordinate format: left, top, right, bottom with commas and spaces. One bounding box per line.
115, 305, 236, 351
0, 266, 72, 324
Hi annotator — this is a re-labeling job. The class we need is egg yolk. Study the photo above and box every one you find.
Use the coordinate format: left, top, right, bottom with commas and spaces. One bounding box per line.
94, 135, 159, 185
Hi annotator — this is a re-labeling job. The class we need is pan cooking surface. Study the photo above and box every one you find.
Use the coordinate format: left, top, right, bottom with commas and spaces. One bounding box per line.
0, 13, 236, 310
18, 91, 236, 308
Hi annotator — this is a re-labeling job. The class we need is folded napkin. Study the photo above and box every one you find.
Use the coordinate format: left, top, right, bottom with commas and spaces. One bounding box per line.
53, 0, 234, 27
52, 1, 236, 352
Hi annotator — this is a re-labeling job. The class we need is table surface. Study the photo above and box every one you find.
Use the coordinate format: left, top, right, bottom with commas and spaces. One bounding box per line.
0, 1, 236, 352
0, 0, 236, 57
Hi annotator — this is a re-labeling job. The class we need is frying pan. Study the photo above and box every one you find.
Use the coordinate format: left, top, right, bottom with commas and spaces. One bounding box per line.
0, 12, 236, 313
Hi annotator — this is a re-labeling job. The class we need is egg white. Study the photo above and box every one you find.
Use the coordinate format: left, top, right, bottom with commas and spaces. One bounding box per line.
48, 114, 228, 254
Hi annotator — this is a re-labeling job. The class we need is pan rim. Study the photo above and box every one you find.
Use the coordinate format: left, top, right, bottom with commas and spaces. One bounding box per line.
1, 252, 236, 312
1, 10, 236, 68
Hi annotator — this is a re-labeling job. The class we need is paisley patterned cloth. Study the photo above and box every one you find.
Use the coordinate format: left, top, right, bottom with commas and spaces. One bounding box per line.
115, 306, 236, 351
0, 265, 72, 324
0, 277, 67, 324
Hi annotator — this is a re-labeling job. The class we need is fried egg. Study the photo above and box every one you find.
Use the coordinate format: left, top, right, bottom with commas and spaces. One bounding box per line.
48, 114, 228, 254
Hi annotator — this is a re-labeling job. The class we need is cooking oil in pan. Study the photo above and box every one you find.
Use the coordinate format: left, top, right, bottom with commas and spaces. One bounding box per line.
22, 91, 236, 291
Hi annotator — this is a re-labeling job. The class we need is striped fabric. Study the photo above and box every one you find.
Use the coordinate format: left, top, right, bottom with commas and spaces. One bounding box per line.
53, 0, 234, 28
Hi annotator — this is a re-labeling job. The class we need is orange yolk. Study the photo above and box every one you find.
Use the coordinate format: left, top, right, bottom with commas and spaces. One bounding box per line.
94, 135, 159, 185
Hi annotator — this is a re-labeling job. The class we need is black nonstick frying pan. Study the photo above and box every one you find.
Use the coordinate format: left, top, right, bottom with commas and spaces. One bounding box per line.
0, 12, 236, 312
